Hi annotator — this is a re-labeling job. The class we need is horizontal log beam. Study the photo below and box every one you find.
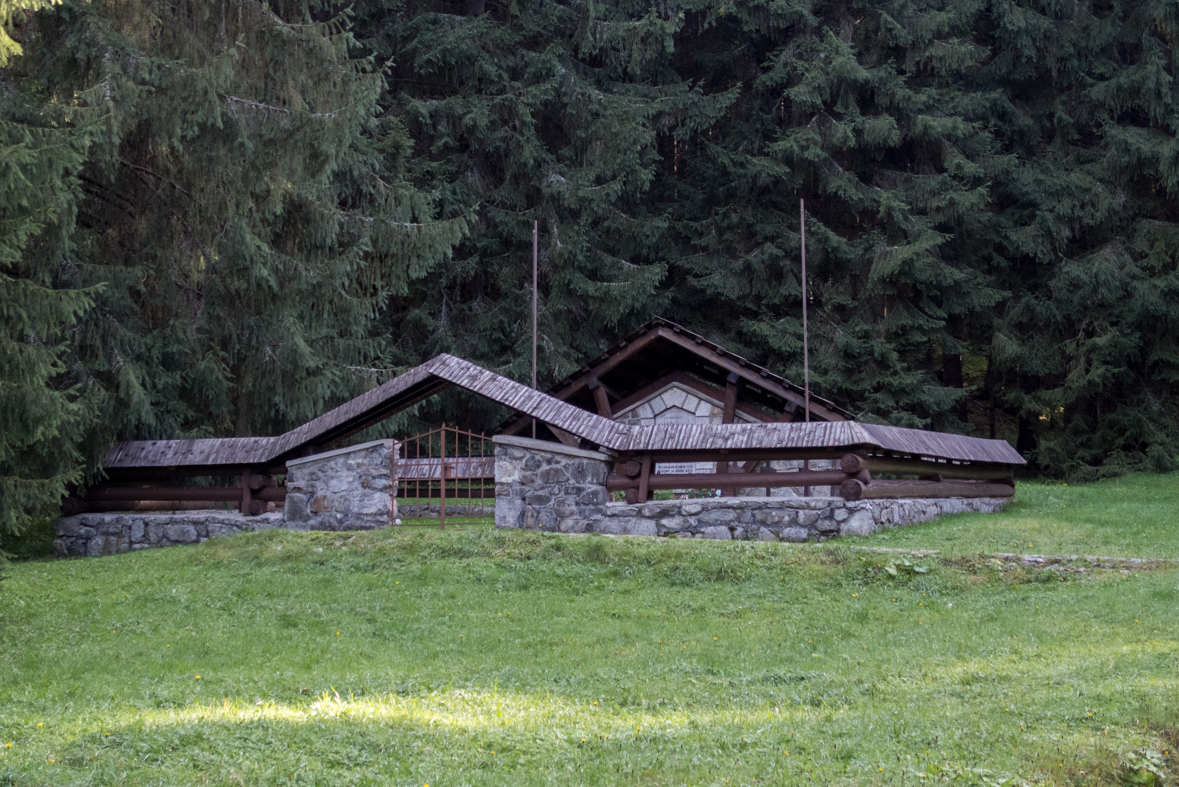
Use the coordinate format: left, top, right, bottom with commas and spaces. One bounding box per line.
840, 454, 1015, 481
83, 486, 287, 503
607, 468, 850, 493
840, 478, 1014, 501
637, 448, 864, 464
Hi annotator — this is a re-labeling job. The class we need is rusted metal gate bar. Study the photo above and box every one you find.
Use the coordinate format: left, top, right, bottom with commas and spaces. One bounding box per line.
395, 424, 495, 528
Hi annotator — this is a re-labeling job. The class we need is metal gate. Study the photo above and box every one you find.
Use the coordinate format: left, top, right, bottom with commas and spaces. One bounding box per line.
395, 424, 495, 528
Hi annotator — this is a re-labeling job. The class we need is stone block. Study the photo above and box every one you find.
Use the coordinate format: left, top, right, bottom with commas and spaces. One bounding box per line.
310, 495, 332, 513
55, 517, 84, 538
597, 518, 657, 537
164, 524, 199, 544
538, 466, 569, 484
698, 508, 737, 525
683, 503, 704, 515
129, 521, 145, 543
558, 518, 590, 534
524, 455, 543, 471
578, 487, 608, 507
525, 493, 552, 507
495, 497, 526, 528
813, 516, 840, 533
659, 516, 692, 532
523, 506, 556, 529
697, 526, 731, 540
755, 509, 795, 526
840, 509, 875, 538
553, 497, 578, 518
779, 527, 809, 543
833, 508, 849, 522
757, 527, 778, 541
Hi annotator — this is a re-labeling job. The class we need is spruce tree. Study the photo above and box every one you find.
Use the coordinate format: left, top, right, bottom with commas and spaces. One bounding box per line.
0, 88, 95, 538
11, 0, 465, 456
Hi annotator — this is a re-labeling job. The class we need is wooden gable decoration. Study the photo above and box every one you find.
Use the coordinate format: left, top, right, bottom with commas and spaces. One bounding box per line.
501, 316, 853, 439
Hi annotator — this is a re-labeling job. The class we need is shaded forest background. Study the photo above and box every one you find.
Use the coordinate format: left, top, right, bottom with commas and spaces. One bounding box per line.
5, 0, 1179, 532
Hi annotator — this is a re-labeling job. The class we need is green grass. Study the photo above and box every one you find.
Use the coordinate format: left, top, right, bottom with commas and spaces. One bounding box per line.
1, 481, 1177, 786
842, 473, 1179, 559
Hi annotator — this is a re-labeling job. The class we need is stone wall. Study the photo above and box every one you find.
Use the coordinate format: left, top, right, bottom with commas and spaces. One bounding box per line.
586, 496, 1010, 540
493, 437, 1010, 540
493, 436, 610, 531
55, 511, 282, 557
284, 439, 397, 530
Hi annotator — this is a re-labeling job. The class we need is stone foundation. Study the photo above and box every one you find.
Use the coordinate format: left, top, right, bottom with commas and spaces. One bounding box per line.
284, 439, 397, 530
587, 495, 1010, 540
493, 436, 1011, 539
54, 511, 282, 557
493, 436, 610, 531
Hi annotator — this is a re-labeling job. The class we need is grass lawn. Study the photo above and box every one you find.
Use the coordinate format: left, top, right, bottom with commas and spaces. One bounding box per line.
843, 473, 1179, 559
0, 479, 1176, 786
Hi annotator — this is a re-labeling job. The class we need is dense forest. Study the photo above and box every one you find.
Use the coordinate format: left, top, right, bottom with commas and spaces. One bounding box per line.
4, 0, 1179, 533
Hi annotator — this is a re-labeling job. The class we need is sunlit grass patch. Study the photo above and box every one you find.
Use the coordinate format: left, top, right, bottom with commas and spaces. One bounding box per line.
1, 482, 1177, 785
844, 472, 1179, 558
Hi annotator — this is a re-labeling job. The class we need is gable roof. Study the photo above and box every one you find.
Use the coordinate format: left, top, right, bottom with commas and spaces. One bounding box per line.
535, 316, 855, 423
103, 354, 1023, 473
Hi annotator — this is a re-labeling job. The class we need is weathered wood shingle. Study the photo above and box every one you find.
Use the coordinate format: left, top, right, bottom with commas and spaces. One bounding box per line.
103, 354, 1025, 472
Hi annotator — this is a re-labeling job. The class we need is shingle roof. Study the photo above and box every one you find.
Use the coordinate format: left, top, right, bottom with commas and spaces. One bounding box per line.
103, 354, 1025, 471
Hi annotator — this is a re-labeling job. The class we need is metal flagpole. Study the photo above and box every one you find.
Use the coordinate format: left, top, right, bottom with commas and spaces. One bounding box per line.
800, 199, 810, 422
800, 199, 811, 497
532, 219, 538, 439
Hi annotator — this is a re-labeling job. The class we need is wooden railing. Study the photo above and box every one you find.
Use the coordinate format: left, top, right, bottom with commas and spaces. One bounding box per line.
606, 452, 1015, 503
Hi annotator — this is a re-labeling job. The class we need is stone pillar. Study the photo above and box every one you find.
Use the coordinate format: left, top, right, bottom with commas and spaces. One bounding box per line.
284, 439, 397, 531
493, 435, 610, 533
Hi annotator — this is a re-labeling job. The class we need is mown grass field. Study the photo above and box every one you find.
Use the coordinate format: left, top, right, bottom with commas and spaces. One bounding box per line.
1, 476, 1177, 786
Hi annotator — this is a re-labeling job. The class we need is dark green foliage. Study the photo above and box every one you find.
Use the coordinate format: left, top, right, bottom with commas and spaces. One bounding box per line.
377, 0, 1179, 476
0, 91, 96, 540
3, 0, 1179, 521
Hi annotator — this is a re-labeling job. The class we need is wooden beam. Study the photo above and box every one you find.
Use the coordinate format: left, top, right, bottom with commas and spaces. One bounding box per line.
840, 478, 1014, 501
722, 372, 740, 424
548, 424, 581, 447
653, 327, 847, 421
588, 376, 613, 418
839, 454, 1016, 481
82, 486, 286, 503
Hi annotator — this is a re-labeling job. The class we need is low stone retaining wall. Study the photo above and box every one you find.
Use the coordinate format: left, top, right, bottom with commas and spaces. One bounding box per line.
491, 436, 1010, 540
55, 511, 282, 557
587, 496, 1010, 540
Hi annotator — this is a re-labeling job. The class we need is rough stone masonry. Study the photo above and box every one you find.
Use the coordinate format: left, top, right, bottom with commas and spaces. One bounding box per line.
492, 435, 1010, 540
283, 439, 397, 531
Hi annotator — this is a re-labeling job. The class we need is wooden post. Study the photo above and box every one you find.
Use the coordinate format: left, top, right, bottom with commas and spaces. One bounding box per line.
588, 376, 612, 417
722, 372, 739, 424
240, 470, 253, 516
439, 426, 447, 530
637, 455, 652, 502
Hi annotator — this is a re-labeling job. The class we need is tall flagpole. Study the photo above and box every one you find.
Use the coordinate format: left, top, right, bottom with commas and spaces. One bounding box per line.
532, 219, 538, 439
800, 199, 810, 422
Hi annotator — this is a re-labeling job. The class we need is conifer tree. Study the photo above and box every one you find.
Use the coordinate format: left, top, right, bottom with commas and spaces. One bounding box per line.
0, 87, 95, 538
11, 0, 465, 455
